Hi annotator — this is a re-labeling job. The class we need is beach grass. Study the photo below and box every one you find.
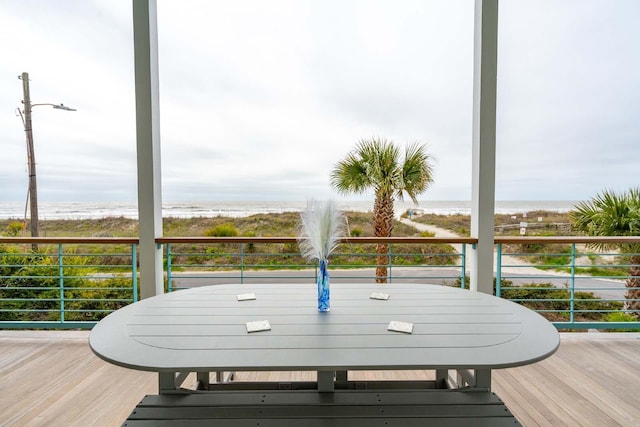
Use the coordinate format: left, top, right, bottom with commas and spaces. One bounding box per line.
1, 211, 421, 238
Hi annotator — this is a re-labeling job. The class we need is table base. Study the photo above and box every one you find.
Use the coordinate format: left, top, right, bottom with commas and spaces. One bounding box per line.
158, 368, 492, 394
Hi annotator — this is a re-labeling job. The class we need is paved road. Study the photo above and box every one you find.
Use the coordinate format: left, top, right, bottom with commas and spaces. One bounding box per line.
170, 268, 626, 302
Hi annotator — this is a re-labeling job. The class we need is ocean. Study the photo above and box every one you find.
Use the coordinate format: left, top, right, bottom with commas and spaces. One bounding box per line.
0, 200, 578, 221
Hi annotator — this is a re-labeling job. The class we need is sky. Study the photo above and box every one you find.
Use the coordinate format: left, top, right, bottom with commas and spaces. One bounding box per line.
0, 0, 639, 204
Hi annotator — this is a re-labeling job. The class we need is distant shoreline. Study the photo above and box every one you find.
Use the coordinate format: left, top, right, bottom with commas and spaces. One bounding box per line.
0, 200, 579, 221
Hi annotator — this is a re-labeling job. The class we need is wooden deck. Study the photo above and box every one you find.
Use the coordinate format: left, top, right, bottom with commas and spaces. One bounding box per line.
1, 331, 638, 426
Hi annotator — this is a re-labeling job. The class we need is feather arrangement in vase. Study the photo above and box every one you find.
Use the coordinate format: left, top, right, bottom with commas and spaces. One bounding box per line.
298, 199, 345, 312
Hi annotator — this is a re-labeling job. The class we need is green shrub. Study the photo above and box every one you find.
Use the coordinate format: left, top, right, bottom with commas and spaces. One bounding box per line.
0, 251, 133, 322
603, 312, 640, 331
205, 223, 239, 237
281, 242, 299, 255
420, 230, 435, 238
350, 227, 363, 237
5, 221, 24, 237
605, 312, 637, 322
447, 278, 624, 323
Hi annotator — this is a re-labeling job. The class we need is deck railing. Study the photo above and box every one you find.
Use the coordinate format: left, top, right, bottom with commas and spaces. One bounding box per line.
495, 236, 640, 330
0, 238, 138, 329
157, 237, 471, 291
0, 236, 638, 330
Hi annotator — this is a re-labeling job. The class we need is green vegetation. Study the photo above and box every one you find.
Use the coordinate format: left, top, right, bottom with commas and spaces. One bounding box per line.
0, 244, 134, 322
204, 223, 239, 237
603, 312, 640, 331
349, 227, 363, 237
498, 282, 622, 323
570, 188, 640, 317
164, 211, 456, 271
507, 239, 573, 268
5, 221, 24, 237
446, 278, 628, 328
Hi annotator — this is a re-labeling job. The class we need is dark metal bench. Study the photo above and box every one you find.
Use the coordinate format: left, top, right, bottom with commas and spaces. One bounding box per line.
123, 389, 521, 426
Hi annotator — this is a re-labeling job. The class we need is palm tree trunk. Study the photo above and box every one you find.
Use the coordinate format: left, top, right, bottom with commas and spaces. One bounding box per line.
374, 194, 394, 283
625, 255, 640, 317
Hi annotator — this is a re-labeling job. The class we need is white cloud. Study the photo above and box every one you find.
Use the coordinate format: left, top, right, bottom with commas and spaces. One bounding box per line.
0, 0, 638, 209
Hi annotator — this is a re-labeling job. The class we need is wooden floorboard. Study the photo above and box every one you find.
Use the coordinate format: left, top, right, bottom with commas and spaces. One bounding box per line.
0, 331, 157, 427
0, 331, 638, 427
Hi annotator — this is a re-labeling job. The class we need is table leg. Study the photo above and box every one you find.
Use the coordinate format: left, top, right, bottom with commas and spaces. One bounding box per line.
158, 372, 177, 394
435, 369, 448, 388
474, 369, 491, 391
197, 372, 210, 390
317, 370, 335, 392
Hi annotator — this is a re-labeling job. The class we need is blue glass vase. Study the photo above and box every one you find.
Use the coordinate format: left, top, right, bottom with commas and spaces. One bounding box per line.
318, 259, 330, 312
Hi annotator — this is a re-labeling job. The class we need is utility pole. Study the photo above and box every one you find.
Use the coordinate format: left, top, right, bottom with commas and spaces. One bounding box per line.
17, 72, 76, 251
21, 72, 39, 246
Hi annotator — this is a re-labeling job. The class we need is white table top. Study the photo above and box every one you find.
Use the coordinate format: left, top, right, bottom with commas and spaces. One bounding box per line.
89, 283, 559, 373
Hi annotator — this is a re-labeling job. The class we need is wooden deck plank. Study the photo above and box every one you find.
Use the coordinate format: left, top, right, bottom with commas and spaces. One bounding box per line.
493, 333, 640, 427
0, 331, 156, 426
491, 368, 555, 426
517, 356, 618, 426
0, 331, 638, 427
496, 365, 580, 426
542, 344, 638, 425
564, 339, 640, 424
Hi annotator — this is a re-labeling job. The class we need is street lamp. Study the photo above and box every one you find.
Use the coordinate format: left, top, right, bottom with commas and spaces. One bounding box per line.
16, 72, 76, 249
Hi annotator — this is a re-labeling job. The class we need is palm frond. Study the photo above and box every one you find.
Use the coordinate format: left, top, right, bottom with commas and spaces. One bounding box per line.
570, 188, 640, 252
298, 200, 345, 261
398, 142, 434, 203
330, 154, 370, 195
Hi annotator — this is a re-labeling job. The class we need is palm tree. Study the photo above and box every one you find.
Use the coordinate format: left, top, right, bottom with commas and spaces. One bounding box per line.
570, 188, 640, 317
330, 137, 434, 283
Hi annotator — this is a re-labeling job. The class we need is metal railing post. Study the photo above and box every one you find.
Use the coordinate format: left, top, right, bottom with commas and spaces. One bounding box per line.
496, 243, 502, 297
570, 243, 576, 324
240, 243, 245, 284
461, 244, 467, 289
388, 244, 392, 283
132, 244, 139, 302
58, 243, 65, 323
166, 243, 172, 292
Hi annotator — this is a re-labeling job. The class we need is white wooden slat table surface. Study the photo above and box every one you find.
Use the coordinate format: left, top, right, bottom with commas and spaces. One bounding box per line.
89, 283, 559, 389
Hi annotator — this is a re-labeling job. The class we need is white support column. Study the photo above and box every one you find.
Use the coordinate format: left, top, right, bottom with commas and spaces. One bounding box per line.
133, 0, 163, 299
470, 0, 499, 295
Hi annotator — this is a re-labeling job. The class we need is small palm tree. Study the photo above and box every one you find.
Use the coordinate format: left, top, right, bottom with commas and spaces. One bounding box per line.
570, 188, 640, 316
330, 137, 434, 283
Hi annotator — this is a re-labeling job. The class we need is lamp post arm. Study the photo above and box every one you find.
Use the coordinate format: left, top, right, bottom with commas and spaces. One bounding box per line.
31, 103, 77, 111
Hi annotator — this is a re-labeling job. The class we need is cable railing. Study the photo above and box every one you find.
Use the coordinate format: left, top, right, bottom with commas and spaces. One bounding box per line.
0, 237, 138, 329
495, 236, 640, 330
158, 237, 470, 291
0, 236, 638, 330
